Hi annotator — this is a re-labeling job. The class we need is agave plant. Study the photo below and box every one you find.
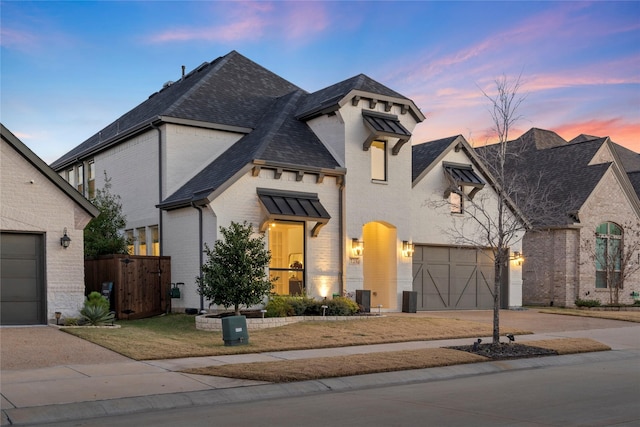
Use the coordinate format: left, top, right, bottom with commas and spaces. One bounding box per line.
80, 304, 115, 326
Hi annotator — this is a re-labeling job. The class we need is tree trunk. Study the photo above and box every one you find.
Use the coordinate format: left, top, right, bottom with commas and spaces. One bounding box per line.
493, 255, 501, 345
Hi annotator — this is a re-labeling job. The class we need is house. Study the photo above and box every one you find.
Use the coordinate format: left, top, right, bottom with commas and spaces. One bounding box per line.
479, 128, 640, 307
1, 124, 98, 325
50, 50, 524, 312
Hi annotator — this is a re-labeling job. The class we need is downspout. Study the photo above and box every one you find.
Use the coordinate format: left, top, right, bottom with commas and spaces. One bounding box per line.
150, 122, 163, 255
339, 177, 345, 296
192, 203, 204, 312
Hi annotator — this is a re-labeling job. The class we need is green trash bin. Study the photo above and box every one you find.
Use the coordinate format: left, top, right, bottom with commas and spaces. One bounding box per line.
221, 315, 249, 346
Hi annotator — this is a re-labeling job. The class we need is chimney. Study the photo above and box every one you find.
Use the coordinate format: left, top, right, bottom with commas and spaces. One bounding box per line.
182, 65, 186, 79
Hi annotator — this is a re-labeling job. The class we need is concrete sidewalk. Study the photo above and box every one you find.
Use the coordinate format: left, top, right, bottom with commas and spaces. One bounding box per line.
2, 311, 638, 426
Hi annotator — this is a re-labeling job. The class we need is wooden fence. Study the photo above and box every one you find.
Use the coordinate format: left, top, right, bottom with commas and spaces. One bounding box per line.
85, 255, 171, 320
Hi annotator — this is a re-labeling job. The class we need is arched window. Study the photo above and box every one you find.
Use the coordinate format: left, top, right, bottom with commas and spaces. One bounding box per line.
595, 222, 622, 289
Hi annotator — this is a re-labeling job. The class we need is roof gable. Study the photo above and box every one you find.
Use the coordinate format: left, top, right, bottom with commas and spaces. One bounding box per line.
1, 123, 98, 217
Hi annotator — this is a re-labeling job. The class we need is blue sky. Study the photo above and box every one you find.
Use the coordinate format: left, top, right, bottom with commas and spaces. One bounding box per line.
2, 1, 639, 163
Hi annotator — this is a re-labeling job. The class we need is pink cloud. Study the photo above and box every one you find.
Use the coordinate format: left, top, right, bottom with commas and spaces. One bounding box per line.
147, 1, 329, 44
0, 27, 41, 51
552, 118, 640, 151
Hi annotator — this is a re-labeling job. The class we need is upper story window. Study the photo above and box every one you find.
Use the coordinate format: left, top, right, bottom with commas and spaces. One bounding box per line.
137, 227, 147, 255
371, 140, 387, 182
88, 161, 96, 199
150, 226, 159, 256
595, 222, 622, 289
67, 168, 75, 188
76, 164, 84, 194
125, 230, 134, 255
450, 186, 463, 213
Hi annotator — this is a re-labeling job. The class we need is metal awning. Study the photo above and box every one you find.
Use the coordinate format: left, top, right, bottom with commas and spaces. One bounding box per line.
443, 162, 485, 199
362, 111, 412, 155
257, 188, 331, 237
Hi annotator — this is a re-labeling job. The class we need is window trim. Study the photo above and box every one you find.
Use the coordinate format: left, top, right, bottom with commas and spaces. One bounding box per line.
371, 139, 387, 182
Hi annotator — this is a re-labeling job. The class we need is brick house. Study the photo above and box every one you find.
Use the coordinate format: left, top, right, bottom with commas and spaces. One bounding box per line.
1, 124, 98, 325
481, 128, 640, 307
50, 51, 526, 312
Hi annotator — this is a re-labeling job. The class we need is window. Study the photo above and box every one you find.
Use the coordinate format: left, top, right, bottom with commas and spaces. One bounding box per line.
125, 230, 134, 255
137, 227, 147, 255
67, 169, 75, 188
268, 221, 305, 295
88, 161, 95, 199
595, 222, 622, 289
76, 164, 84, 194
150, 226, 159, 256
371, 140, 387, 182
450, 186, 463, 213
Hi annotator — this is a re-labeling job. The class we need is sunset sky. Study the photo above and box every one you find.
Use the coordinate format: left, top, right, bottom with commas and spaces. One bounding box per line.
2, 1, 638, 163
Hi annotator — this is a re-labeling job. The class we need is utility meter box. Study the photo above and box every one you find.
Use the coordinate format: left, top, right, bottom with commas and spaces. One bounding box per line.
221, 315, 249, 346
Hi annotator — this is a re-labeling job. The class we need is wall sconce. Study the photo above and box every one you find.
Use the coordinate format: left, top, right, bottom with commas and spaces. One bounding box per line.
351, 238, 364, 257
402, 241, 415, 257
511, 251, 523, 265
60, 228, 71, 249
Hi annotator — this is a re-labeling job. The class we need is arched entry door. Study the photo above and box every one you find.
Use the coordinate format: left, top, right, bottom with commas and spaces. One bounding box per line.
362, 222, 397, 310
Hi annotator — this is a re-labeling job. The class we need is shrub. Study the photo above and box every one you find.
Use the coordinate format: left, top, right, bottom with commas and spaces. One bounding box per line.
64, 317, 79, 326
326, 297, 359, 316
265, 296, 294, 317
575, 298, 601, 308
86, 291, 110, 311
81, 292, 115, 325
80, 305, 115, 326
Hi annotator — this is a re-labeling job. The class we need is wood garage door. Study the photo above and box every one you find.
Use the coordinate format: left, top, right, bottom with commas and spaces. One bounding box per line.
0, 233, 45, 325
412, 245, 498, 310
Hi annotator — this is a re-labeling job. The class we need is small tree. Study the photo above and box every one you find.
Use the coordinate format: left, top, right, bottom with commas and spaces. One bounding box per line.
197, 221, 273, 315
582, 221, 640, 305
84, 172, 129, 258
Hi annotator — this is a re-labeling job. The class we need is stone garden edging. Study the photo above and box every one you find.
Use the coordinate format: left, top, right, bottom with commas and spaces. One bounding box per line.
195, 314, 380, 331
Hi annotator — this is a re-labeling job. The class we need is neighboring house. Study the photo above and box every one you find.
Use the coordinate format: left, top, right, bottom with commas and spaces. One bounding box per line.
1, 124, 98, 325
50, 50, 524, 312
480, 128, 640, 307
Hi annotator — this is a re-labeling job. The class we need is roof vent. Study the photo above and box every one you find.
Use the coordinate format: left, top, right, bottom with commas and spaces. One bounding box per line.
162, 81, 174, 89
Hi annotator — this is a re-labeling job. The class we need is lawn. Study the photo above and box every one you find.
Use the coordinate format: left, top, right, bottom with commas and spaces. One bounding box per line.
63, 314, 532, 360
537, 307, 640, 322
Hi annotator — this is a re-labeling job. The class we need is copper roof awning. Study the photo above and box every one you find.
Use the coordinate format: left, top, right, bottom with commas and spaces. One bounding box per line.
257, 188, 331, 237
362, 111, 412, 155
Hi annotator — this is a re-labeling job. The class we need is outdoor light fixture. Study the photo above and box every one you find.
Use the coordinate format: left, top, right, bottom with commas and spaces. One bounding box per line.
351, 238, 364, 257
60, 228, 71, 249
55, 311, 61, 325
402, 241, 415, 257
511, 251, 523, 265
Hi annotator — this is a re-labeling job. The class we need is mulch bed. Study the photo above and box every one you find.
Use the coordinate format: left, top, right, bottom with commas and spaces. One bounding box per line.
448, 342, 558, 360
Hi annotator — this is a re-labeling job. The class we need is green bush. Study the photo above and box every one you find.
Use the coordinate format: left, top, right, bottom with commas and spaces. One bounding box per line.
575, 298, 601, 308
326, 297, 359, 316
265, 296, 294, 317
264, 295, 359, 317
86, 291, 110, 311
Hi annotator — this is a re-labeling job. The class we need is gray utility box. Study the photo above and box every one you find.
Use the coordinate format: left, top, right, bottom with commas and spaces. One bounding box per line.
221, 315, 249, 346
356, 289, 371, 313
402, 291, 417, 313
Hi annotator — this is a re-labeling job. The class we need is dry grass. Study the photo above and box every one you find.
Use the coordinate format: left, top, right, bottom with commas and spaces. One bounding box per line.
526, 338, 611, 355
184, 348, 488, 382
183, 338, 608, 383
537, 308, 640, 323
64, 314, 531, 360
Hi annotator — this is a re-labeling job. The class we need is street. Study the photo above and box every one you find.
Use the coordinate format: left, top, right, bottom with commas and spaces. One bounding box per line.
43, 349, 640, 427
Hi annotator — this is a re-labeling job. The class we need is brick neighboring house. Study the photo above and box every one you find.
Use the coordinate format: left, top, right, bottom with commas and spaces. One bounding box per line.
50, 50, 526, 312
1, 124, 98, 325
480, 128, 640, 307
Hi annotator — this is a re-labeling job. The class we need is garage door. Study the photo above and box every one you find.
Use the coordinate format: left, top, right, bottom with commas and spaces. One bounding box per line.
1, 233, 45, 325
412, 245, 502, 310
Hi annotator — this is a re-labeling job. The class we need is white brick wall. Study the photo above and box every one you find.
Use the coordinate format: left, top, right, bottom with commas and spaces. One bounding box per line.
1, 140, 93, 321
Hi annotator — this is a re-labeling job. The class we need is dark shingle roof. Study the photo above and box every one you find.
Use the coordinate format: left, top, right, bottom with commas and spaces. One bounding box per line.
297, 74, 410, 119
477, 130, 611, 227
411, 136, 460, 182
51, 51, 302, 169
159, 90, 341, 208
